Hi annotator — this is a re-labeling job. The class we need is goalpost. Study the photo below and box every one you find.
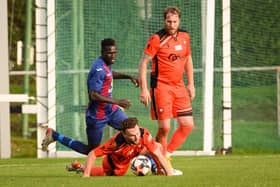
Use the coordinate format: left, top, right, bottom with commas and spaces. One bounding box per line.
36, 0, 231, 158
222, 0, 232, 153
0, 0, 11, 158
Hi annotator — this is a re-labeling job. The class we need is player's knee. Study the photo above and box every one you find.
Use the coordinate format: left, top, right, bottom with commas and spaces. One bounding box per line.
179, 124, 194, 134
157, 127, 170, 137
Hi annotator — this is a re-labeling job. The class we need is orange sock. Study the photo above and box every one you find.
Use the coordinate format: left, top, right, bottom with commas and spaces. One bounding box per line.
90, 167, 106, 176
156, 127, 170, 155
167, 125, 194, 153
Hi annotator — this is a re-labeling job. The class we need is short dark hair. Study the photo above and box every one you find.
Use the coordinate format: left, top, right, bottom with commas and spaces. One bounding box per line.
101, 38, 116, 51
121, 117, 138, 131
164, 6, 181, 19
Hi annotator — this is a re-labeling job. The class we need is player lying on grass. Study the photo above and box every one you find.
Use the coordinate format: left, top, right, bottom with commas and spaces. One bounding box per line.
67, 117, 173, 176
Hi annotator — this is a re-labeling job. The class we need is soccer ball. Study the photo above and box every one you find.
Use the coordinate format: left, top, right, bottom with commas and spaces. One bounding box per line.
130, 155, 152, 176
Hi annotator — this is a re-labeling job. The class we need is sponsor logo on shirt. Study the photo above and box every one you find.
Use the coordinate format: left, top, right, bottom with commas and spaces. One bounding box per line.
175, 44, 182, 51
168, 54, 180, 62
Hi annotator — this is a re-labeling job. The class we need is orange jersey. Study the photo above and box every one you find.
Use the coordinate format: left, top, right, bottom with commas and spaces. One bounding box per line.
93, 127, 157, 175
144, 29, 191, 86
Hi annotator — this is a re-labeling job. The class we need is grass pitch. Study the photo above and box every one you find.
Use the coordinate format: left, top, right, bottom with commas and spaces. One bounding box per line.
1, 155, 280, 187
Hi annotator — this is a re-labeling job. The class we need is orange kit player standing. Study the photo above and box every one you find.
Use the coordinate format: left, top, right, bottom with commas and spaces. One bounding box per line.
80, 117, 172, 177
138, 6, 195, 173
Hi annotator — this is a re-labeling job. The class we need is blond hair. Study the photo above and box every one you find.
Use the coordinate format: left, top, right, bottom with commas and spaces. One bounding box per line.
164, 6, 181, 19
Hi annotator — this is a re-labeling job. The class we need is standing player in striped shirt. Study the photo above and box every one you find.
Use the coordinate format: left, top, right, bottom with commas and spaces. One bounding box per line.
138, 6, 195, 174
42, 38, 139, 155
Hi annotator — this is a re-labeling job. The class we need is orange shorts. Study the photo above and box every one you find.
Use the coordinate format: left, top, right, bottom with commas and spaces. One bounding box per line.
150, 82, 192, 120
102, 155, 129, 176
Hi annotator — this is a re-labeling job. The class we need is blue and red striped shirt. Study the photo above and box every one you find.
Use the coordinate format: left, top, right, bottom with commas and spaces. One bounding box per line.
86, 57, 118, 119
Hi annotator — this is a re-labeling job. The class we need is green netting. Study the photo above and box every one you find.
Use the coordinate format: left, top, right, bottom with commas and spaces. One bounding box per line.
54, 0, 280, 154
54, 0, 223, 152
231, 1, 280, 153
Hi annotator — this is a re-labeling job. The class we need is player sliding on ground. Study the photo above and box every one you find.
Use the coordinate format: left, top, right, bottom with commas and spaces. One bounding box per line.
66, 117, 174, 176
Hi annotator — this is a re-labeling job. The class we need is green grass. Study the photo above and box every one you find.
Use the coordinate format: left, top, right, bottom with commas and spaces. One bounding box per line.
1, 155, 280, 187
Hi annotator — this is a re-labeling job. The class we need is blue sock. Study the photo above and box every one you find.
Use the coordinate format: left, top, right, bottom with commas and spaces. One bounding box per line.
52, 131, 90, 155
146, 155, 157, 174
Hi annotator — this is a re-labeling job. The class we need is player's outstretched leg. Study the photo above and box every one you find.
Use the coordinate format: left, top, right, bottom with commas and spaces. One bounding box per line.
41, 128, 91, 155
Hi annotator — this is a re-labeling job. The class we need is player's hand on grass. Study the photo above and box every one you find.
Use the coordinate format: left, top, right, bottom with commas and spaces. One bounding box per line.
155, 168, 166, 176
83, 172, 90, 177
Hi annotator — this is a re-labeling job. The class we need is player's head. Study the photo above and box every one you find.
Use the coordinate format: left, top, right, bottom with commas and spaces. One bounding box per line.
101, 38, 117, 65
163, 6, 181, 36
121, 117, 141, 145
